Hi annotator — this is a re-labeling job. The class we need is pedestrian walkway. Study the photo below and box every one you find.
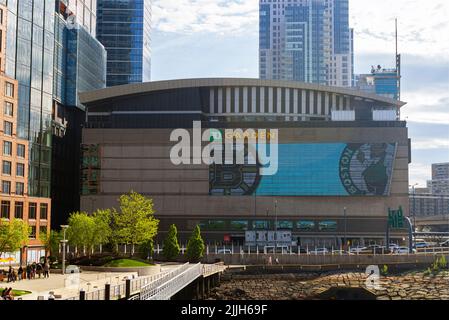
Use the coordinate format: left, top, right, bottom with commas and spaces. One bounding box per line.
5, 271, 136, 300
3, 264, 182, 300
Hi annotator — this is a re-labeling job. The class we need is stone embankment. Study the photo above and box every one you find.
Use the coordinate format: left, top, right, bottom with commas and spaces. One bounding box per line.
208, 271, 449, 300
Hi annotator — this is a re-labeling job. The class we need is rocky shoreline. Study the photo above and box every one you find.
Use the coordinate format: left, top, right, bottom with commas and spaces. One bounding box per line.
208, 271, 449, 300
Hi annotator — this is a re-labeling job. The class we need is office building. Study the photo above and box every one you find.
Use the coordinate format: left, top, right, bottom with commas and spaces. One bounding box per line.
259, 0, 353, 87
79, 78, 410, 247
51, 1, 106, 228
356, 65, 401, 101
426, 163, 449, 195
4, 0, 106, 231
0, 1, 51, 265
96, 0, 152, 87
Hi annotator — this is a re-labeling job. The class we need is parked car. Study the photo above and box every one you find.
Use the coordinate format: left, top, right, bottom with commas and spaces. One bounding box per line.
415, 242, 431, 249
310, 248, 329, 255
331, 249, 346, 255
367, 245, 390, 254
217, 249, 232, 254
349, 246, 367, 254
393, 247, 416, 254
439, 240, 449, 247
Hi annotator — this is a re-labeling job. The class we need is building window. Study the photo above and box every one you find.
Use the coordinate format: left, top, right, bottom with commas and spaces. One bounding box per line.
2, 160, 11, 175
17, 144, 25, 158
1, 201, 10, 219
4, 102, 13, 117
5, 82, 14, 97
28, 203, 37, 220
1, 180, 11, 194
30, 226, 36, 239
3, 141, 12, 155
16, 163, 25, 177
14, 202, 23, 219
40, 203, 48, 220
16, 182, 24, 195
3, 121, 12, 135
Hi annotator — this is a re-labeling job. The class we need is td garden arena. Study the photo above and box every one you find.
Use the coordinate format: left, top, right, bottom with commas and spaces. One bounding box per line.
79, 78, 410, 247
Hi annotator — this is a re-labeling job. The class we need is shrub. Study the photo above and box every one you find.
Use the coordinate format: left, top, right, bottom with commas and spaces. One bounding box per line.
186, 225, 205, 262
380, 265, 388, 276
162, 224, 180, 261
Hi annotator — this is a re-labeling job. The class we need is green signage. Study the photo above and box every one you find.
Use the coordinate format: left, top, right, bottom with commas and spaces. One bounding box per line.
388, 206, 404, 229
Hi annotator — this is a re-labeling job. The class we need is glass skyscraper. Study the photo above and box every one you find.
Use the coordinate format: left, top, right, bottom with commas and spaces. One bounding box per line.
96, 0, 152, 87
259, 0, 354, 87
5, 0, 55, 198
51, 1, 106, 228
4, 0, 106, 227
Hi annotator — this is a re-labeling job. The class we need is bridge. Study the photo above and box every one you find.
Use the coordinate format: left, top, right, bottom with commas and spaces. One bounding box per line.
131, 263, 226, 300
64, 263, 226, 300
416, 215, 449, 232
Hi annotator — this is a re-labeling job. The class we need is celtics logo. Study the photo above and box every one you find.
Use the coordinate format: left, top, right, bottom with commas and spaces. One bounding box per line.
339, 143, 396, 196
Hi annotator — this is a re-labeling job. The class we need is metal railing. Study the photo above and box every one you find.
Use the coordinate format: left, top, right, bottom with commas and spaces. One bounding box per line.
202, 263, 226, 277
146, 263, 202, 300
63, 269, 171, 300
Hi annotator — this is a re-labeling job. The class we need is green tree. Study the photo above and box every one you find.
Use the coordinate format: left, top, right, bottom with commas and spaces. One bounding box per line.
115, 191, 159, 255
186, 225, 205, 262
67, 212, 94, 256
91, 209, 113, 249
0, 219, 30, 257
163, 224, 180, 261
140, 239, 154, 261
41, 230, 62, 258
67, 210, 113, 257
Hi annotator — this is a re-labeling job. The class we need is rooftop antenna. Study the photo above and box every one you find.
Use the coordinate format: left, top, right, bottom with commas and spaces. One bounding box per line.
395, 18, 402, 118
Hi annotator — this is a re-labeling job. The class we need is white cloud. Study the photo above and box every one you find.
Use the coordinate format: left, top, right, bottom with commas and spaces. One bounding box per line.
401, 88, 449, 125
409, 162, 430, 186
152, 0, 258, 35
412, 138, 449, 150
351, 0, 449, 59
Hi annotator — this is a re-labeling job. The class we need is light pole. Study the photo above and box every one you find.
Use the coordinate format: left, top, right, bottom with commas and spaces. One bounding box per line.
343, 207, 347, 249
60, 225, 69, 275
274, 200, 278, 252
409, 183, 419, 233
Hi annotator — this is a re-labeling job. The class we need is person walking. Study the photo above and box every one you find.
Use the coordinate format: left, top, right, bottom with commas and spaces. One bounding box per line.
43, 261, 50, 278
18, 266, 23, 281
31, 262, 36, 279
26, 264, 31, 280
7, 266, 12, 283
36, 263, 42, 278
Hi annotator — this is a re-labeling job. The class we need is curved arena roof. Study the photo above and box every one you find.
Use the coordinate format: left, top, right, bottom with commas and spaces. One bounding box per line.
79, 78, 406, 108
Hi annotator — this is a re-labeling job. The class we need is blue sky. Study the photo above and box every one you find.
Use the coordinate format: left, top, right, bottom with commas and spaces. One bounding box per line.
150, 0, 449, 187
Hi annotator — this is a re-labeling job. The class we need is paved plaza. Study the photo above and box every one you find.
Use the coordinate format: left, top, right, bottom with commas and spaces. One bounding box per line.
1, 264, 180, 300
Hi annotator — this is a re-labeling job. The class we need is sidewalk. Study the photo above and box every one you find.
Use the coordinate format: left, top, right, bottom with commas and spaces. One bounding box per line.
3, 271, 137, 300
4, 264, 182, 300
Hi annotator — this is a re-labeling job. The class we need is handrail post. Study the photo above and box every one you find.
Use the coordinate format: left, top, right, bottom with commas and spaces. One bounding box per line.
105, 284, 111, 300
125, 279, 131, 299
79, 290, 86, 301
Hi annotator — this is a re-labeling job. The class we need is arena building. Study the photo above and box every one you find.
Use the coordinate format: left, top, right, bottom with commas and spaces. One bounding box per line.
79, 78, 410, 247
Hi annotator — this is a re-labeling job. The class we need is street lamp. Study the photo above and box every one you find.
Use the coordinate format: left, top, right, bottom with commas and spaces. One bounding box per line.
409, 183, 419, 232
274, 200, 278, 252
343, 207, 347, 249
60, 225, 69, 275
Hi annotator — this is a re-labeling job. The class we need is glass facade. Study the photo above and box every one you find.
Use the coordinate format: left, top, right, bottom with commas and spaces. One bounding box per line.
285, 2, 326, 83
6, 0, 55, 197
259, 0, 353, 86
66, 24, 106, 109
96, 0, 151, 87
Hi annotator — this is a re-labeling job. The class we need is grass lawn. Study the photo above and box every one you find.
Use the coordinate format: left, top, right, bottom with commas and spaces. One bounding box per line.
11, 290, 32, 297
103, 259, 153, 268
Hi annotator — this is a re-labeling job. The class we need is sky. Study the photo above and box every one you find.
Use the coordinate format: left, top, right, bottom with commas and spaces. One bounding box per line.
150, 0, 449, 187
